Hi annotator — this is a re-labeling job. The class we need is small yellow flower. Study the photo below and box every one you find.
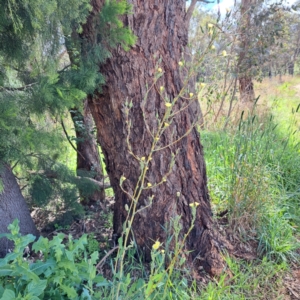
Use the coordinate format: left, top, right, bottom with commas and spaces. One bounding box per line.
161, 249, 165, 254
158, 67, 163, 73
176, 191, 181, 197
189, 202, 200, 208
178, 61, 184, 67
141, 156, 145, 161
164, 122, 170, 127
189, 93, 194, 98
165, 102, 172, 108
155, 137, 159, 141
211, 45, 216, 50
200, 83, 206, 88
160, 86, 165, 92
162, 177, 167, 182
121, 176, 126, 181
125, 204, 129, 211
147, 182, 152, 187
222, 50, 227, 57
208, 23, 214, 28
152, 240, 161, 250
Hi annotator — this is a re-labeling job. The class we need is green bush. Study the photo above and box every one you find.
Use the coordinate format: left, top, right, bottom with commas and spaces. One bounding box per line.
0, 219, 109, 299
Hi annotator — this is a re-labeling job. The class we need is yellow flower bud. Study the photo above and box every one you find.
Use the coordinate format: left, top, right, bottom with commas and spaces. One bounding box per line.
200, 83, 206, 88
178, 61, 184, 67
211, 45, 216, 50
222, 50, 227, 57
189, 93, 194, 98
158, 67, 163, 73
160, 86, 165, 92
189, 202, 200, 208
141, 156, 145, 161
125, 204, 129, 211
165, 102, 172, 107
147, 182, 152, 187
152, 240, 161, 250
121, 176, 126, 181
208, 23, 214, 28
164, 122, 170, 127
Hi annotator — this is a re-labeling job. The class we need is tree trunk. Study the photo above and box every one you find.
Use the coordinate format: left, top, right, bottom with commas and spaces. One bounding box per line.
70, 101, 105, 205
239, 76, 255, 103
86, 1, 223, 275
238, 0, 256, 103
0, 163, 39, 258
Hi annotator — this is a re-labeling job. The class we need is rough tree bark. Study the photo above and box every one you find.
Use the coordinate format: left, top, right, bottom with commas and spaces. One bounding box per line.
70, 101, 105, 205
238, 0, 256, 103
86, 0, 224, 275
0, 163, 39, 258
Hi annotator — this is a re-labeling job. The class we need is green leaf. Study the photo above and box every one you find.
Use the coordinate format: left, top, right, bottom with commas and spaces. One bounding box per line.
7, 219, 20, 236
60, 284, 77, 298
0, 289, 15, 300
30, 259, 56, 276
13, 265, 40, 282
32, 237, 50, 253
58, 259, 77, 272
80, 288, 92, 300
90, 251, 99, 265
27, 279, 47, 297
0, 266, 13, 277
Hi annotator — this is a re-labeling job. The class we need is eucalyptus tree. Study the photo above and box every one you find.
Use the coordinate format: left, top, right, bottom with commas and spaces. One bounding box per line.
85, 0, 224, 275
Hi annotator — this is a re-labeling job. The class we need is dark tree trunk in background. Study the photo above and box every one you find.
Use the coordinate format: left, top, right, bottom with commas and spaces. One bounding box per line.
70, 101, 105, 205
239, 76, 255, 103
238, 0, 256, 103
86, 0, 224, 275
0, 164, 39, 258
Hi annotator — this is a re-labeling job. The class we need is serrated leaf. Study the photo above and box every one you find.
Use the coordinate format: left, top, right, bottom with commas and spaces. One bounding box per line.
90, 251, 99, 265
32, 237, 49, 253
58, 259, 77, 272
60, 284, 77, 298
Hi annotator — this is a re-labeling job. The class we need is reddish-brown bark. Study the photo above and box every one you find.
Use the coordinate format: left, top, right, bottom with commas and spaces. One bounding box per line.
239, 76, 255, 103
86, 0, 224, 275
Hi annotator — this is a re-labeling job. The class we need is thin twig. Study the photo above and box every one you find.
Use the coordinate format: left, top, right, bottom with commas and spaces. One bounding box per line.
96, 246, 119, 272
60, 118, 86, 161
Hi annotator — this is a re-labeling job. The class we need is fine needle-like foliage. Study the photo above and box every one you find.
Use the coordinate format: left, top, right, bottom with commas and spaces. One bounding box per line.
0, 0, 135, 217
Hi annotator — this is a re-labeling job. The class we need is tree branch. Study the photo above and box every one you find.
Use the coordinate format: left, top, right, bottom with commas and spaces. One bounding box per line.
185, 0, 214, 25
0, 82, 37, 91
28, 170, 111, 189
60, 118, 86, 161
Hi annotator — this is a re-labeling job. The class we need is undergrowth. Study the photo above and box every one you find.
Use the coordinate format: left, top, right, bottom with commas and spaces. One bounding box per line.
203, 108, 300, 263
0, 77, 299, 299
